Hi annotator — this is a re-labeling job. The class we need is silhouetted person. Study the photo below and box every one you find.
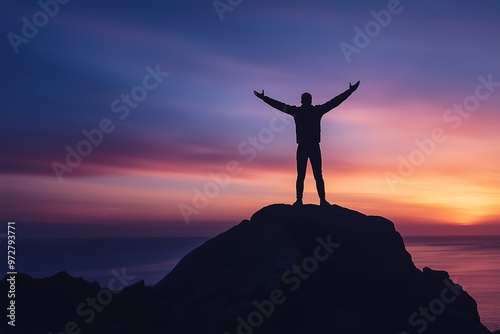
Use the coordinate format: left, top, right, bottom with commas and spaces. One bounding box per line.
254, 81, 360, 206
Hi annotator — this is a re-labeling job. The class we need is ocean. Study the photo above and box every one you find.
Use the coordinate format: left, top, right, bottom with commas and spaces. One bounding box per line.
8, 235, 500, 331
404, 235, 500, 331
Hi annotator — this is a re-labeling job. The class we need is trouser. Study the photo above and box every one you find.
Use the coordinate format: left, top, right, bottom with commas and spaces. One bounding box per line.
296, 143, 325, 199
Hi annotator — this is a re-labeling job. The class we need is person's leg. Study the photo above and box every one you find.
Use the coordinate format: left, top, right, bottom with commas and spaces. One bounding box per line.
310, 143, 329, 205
295, 144, 308, 205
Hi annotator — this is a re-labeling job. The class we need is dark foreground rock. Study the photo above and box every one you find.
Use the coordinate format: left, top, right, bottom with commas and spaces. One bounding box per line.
0, 204, 493, 334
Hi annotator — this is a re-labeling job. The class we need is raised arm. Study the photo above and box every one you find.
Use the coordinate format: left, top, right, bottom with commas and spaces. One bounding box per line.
320, 81, 360, 115
253, 90, 296, 116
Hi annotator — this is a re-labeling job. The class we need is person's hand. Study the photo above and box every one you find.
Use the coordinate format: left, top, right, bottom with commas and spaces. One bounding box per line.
349, 81, 360, 92
253, 90, 265, 99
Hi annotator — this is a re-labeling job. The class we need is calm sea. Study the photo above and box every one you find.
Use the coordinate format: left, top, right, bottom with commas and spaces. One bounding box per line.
404, 235, 500, 332
7, 235, 500, 331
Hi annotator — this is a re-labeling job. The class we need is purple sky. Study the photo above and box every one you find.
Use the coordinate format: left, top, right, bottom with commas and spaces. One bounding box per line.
1, 0, 500, 237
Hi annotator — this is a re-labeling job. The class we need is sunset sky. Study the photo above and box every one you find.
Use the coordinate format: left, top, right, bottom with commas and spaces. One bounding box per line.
1, 0, 500, 237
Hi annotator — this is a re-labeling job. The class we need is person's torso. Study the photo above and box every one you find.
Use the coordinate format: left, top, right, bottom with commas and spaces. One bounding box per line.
293, 106, 323, 144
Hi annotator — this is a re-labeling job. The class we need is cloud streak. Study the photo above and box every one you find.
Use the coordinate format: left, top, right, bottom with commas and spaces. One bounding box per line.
1, 0, 499, 236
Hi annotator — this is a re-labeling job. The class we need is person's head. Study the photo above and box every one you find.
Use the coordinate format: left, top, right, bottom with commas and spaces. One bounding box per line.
301, 92, 312, 106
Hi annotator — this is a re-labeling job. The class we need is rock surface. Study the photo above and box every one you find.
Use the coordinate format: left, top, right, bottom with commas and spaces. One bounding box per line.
1, 204, 493, 334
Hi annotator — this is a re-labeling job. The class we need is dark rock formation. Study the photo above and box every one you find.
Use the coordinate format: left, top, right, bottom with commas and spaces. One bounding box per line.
0, 204, 493, 334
